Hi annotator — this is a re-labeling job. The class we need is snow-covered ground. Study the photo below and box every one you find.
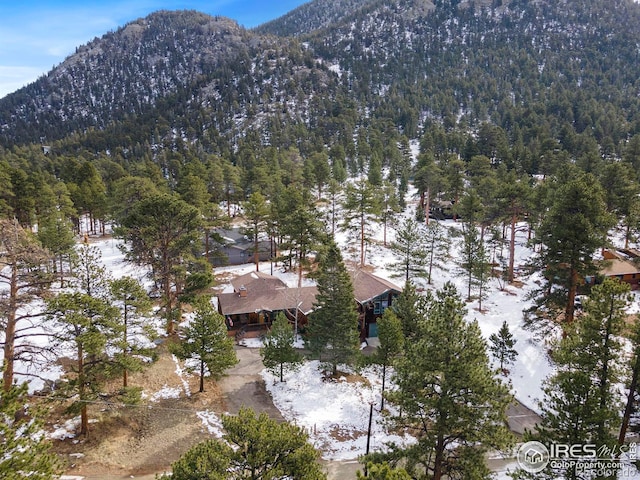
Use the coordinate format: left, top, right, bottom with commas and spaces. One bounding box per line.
5, 205, 640, 478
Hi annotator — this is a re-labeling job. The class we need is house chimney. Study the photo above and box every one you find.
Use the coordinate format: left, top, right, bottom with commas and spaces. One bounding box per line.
239, 285, 247, 297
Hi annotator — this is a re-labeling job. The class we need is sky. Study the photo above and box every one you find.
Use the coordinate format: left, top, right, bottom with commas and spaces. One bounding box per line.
0, 0, 309, 99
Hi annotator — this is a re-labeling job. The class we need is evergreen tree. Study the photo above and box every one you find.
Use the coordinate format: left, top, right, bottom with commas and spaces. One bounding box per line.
388, 218, 428, 282
384, 282, 512, 480
494, 169, 531, 283
277, 186, 322, 287
170, 298, 237, 393
159, 407, 326, 480
118, 193, 202, 334
413, 151, 443, 225
535, 170, 614, 325
260, 312, 303, 382
391, 280, 426, 341
372, 308, 404, 411
305, 241, 360, 375
380, 181, 400, 247
357, 463, 411, 480
619, 312, 640, 444
36, 180, 76, 287
519, 278, 630, 480
70, 242, 111, 299
458, 221, 491, 308
47, 292, 122, 436
0, 219, 52, 391
0, 381, 61, 479
109, 276, 156, 388
242, 191, 270, 272
424, 220, 450, 284
488, 320, 518, 373
37, 209, 75, 288
341, 178, 381, 267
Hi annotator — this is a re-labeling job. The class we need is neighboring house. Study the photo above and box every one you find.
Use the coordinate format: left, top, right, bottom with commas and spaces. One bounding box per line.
217, 269, 402, 341
349, 269, 402, 340
588, 248, 640, 289
208, 228, 272, 266
429, 199, 455, 220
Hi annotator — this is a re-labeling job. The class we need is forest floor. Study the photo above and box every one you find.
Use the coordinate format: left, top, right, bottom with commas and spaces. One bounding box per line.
55, 341, 229, 479
53, 344, 365, 480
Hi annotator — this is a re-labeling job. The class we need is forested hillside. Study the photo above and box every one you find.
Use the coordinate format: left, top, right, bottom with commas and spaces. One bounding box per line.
4, 0, 640, 477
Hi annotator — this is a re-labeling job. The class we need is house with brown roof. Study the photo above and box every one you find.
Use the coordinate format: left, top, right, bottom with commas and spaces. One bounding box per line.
349, 269, 402, 340
217, 269, 402, 340
217, 271, 317, 337
589, 249, 640, 289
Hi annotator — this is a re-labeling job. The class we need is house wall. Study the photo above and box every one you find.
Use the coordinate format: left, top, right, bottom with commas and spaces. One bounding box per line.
360, 291, 399, 339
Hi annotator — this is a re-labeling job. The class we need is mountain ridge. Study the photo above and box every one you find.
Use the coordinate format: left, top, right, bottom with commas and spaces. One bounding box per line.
1, 0, 640, 168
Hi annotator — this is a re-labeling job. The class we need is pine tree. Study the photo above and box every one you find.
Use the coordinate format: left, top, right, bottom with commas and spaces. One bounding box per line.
0, 219, 52, 391
36, 180, 76, 287
159, 407, 326, 480
171, 298, 237, 393
535, 170, 614, 325
388, 217, 428, 282
372, 308, 404, 411
341, 178, 381, 267
619, 313, 640, 444
260, 312, 303, 382
305, 241, 360, 375
489, 320, 518, 373
47, 292, 122, 436
424, 220, 450, 284
458, 221, 491, 309
0, 381, 61, 479
384, 282, 513, 480
518, 278, 630, 480
391, 280, 427, 341
118, 193, 202, 334
242, 191, 270, 271
109, 276, 156, 389
357, 462, 411, 480
70, 242, 111, 299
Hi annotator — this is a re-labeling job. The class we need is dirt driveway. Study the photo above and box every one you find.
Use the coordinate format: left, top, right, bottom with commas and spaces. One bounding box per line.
217, 346, 286, 420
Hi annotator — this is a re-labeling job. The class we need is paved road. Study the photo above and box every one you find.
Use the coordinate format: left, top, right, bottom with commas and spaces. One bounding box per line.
507, 400, 541, 436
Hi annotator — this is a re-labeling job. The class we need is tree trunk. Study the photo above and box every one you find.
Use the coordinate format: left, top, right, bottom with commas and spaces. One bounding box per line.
508, 210, 517, 283
619, 354, 640, 444
199, 358, 205, 393
425, 186, 431, 226
565, 268, 578, 325
380, 363, 386, 411
78, 344, 88, 436
123, 303, 129, 388
2, 265, 18, 392
433, 433, 445, 480
360, 213, 366, 267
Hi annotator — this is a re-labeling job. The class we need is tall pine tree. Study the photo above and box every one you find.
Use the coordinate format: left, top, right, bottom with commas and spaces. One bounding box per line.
305, 241, 360, 375
384, 282, 512, 480
519, 278, 630, 480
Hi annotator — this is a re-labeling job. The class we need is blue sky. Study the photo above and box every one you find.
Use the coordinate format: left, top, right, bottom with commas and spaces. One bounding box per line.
0, 1, 308, 99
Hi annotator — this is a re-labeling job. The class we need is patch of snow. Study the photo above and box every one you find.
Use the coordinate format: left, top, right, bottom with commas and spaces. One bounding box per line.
263, 361, 415, 460
49, 416, 81, 440
196, 410, 225, 437
150, 385, 182, 402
